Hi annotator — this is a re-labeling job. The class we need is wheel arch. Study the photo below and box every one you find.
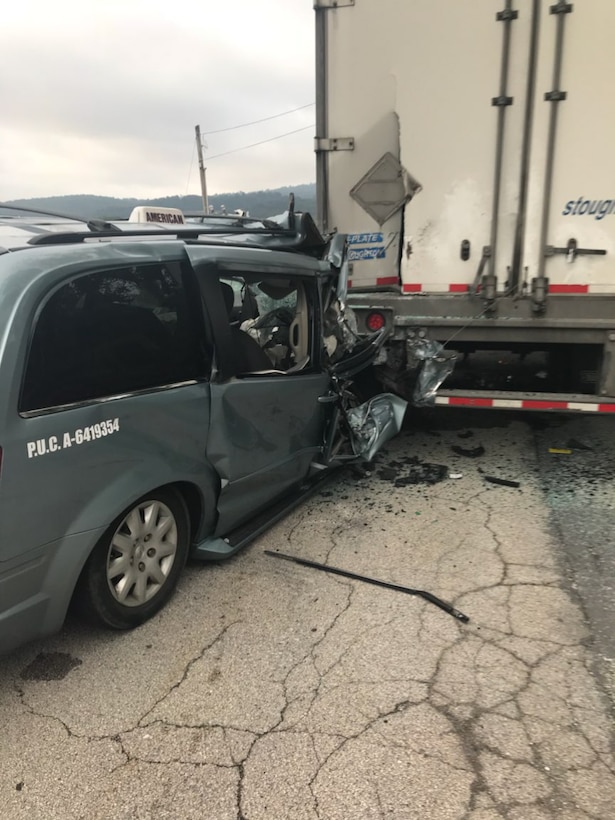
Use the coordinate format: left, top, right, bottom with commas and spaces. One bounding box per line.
170, 479, 217, 546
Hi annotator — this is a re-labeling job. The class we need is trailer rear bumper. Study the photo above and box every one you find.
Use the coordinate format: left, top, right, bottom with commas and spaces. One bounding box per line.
433, 390, 615, 413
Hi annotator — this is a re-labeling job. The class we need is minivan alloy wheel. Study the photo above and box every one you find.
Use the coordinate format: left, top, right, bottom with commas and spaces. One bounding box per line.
77, 487, 190, 629
107, 500, 178, 607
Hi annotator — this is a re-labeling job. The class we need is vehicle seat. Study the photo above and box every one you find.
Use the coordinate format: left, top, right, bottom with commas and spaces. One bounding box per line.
220, 282, 273, 374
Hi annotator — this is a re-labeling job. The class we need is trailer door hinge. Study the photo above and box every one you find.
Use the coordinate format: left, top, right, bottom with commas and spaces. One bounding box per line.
496, 8, 519, 22
314, 137, 355, 152
313, 0, 355, 8
550, 2, 573, 14
531, 275, 549, 312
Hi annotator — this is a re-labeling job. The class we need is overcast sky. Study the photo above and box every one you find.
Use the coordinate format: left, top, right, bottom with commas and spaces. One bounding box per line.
1, 0, 315, 200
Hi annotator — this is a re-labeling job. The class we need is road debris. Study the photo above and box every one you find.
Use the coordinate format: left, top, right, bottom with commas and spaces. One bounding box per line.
377, 457, 448, 486
484, 475, 521, 488
548, 448, 572, 455
265, 550, 470, 623
451, 444, 486, 458
448, 472, 464, 480
566, 438, 593, 451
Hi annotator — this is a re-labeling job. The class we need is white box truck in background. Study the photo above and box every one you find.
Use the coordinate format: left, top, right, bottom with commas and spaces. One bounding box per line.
314, 0, 615, 413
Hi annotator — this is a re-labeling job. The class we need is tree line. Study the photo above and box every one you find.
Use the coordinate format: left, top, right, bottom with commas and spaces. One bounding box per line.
5, 184, 317, 221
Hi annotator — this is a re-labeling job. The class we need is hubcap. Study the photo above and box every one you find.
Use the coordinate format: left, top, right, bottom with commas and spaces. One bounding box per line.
106, 500, 178, 607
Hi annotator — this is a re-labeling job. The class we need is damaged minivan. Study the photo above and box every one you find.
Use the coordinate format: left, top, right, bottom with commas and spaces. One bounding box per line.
0, 204, 406, 654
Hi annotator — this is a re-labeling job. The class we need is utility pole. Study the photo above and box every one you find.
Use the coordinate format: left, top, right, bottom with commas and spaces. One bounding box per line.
194, 125, 209, 214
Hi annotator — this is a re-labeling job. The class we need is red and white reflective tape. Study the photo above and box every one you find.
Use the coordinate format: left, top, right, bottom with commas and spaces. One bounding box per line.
434, 396, 615, 413
403, 284, 472, 293
402, 283, 615, 294
350, 282, 615, 293
549, 284, 588, 294
402, 284, 476, 293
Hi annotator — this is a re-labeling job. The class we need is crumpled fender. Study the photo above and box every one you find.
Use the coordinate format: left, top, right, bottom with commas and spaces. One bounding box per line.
346, 393, 408, 461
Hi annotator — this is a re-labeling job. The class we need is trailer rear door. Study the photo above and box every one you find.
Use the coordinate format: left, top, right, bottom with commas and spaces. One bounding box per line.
320, 0, 615, 296
523, 0, 615, 294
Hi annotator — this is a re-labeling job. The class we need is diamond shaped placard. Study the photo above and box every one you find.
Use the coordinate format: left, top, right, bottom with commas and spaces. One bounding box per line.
350, 152, 421, 226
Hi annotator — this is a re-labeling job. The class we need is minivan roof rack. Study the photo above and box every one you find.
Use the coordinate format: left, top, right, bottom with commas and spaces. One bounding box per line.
2, 204, 327, 255
27, 225, 295, 246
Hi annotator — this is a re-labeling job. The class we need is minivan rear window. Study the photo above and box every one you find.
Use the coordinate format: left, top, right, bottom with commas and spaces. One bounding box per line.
20, 264, 208, 412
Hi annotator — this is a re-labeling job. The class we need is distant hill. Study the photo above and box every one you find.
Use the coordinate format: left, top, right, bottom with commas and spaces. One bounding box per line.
3, 184, 316, 221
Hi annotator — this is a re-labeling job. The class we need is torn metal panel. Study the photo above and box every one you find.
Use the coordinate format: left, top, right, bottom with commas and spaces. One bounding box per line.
408, 338, 457, 407
346, 393, 407, 462
323, 300, 359, 361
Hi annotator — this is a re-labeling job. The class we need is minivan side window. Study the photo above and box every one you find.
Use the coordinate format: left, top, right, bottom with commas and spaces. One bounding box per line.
20, 264, 209, 412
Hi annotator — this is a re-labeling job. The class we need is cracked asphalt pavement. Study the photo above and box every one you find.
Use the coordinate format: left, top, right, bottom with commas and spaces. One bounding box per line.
1, 411, 614, 819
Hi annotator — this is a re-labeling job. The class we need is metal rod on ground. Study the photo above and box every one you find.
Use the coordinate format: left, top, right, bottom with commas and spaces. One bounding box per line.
195, 124, 209, 214
264, 550, 469, 623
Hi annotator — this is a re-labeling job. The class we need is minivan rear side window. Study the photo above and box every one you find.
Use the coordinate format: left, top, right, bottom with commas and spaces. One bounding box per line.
20, 264, 208, 412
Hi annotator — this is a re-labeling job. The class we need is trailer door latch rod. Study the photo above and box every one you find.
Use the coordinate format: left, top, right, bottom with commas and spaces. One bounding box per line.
545, 238, 607, 263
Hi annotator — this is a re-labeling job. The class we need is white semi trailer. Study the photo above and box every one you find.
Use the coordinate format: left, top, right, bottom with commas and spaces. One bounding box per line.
315, 0, 615, 412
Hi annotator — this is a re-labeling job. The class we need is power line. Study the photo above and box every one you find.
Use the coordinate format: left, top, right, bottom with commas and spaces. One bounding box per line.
206, 125, 314, 161
201, 103, 314, 136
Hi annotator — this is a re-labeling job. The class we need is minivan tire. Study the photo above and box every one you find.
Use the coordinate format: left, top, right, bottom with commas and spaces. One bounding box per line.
77, 487, 190, 630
